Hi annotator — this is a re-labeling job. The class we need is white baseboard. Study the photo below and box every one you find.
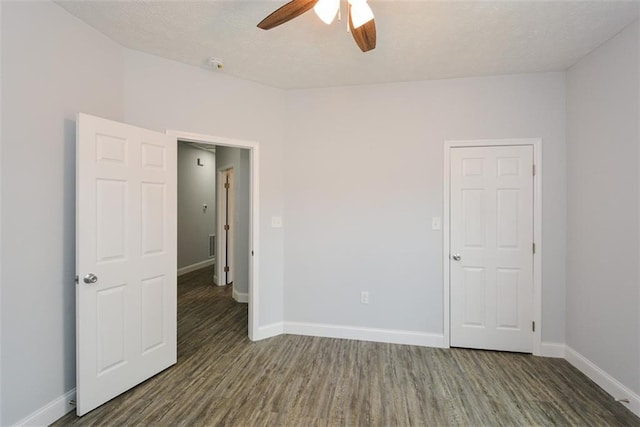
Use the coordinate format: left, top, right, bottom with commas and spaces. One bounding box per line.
539, 342, 565, 358
565, 346, 640, 418
251, 321, 445, 348
232, 288, 248, 303
251, 322, 284, 341
284, 321, 446, 348
13, 388, 76, 427
177, 258, 215, 276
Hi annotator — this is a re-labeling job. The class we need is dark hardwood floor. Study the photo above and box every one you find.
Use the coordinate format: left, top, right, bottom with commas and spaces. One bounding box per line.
54, 265, 639, 426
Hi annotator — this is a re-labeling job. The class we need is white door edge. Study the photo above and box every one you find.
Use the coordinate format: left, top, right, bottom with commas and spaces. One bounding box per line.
443, 138, 542, 355
167, 130, 260, 341
216, 165, 235, 287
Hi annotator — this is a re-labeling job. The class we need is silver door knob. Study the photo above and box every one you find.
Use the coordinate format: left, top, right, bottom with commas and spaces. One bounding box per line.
451, 254, 461, 261
83, 273, 98, 284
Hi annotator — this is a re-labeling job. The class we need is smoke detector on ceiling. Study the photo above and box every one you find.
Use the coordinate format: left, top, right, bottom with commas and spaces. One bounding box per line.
207, 57, 224, 70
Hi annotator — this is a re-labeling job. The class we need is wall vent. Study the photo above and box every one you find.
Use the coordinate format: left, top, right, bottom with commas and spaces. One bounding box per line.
209, 234, 216, 258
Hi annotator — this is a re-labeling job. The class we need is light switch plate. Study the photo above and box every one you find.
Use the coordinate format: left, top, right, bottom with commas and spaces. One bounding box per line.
432, 217, 441, 230
271, 216, 283, 228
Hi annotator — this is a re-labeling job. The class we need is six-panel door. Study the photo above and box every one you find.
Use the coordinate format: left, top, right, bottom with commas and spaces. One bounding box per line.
76, 113, 177, 415
450, 145, 534, 353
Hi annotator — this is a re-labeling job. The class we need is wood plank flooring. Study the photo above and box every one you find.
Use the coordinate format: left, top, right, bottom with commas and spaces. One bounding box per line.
54, 266, 639, 426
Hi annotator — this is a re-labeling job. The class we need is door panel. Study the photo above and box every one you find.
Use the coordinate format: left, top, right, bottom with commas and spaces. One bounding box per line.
462, 267, 485, 326
76, 113, 177, 415
496, 268, 519, 328
450, 145, 533, 353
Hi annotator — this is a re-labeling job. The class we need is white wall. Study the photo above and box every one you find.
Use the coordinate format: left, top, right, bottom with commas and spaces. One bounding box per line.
123, 50, 286, 326
215, 146, 251, 295
284, 73, 567, 342
566, 22, 639, 395
0, 2, 125, 425
177, 143, 216, 269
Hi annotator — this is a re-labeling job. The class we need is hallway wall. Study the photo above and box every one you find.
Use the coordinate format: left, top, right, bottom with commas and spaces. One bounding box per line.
177, 143, 216, 270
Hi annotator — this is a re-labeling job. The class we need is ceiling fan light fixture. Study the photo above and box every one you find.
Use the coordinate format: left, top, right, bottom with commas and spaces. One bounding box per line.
314, 0, 340, 25
257, 0, 376, 52
348, 0, 374, 29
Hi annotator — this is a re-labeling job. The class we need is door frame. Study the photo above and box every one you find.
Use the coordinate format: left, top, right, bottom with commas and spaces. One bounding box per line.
167, 130, 260, 341
216, 165, 235, 288
443, 138, 542, 355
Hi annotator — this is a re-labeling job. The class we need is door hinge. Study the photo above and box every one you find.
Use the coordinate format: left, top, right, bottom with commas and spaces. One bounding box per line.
532, 242, 536, 254
224, 182, 230, 189
224, 224, 230, 231
532, 164, 536, 176
224, 266, 230, 273
532, 321, 536, 332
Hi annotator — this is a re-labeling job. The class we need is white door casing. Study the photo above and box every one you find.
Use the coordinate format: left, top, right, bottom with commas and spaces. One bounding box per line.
168, 130, 260, 341
449, 144, 535, 353
76, 113, 177, 415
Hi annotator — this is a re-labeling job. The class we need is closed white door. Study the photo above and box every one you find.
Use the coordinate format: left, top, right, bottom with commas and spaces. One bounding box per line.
76, 113, 177, 415
450, 145, 533, 353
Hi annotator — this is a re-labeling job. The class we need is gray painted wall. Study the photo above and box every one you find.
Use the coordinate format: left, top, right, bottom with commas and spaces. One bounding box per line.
284, 72, 567, 342
216, 146, 251, 295
177, 143, 216, 269
566, 22, 639, 395
1, 2, 125, 424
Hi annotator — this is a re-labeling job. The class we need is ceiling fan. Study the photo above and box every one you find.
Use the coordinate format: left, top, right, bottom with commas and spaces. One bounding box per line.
257, 0, 377, 52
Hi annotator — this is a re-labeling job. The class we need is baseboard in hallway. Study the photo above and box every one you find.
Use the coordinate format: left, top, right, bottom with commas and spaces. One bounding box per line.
177, 259, 215, 276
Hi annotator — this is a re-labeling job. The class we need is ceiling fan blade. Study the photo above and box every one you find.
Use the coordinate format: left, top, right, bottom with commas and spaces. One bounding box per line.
258, 0, 319, 30
348, 6, 376, 52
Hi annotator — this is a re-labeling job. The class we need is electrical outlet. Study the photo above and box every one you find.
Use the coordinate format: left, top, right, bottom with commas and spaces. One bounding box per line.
360, 291, 369, 304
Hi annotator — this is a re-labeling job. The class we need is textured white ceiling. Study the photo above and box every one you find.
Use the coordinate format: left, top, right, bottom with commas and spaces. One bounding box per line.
56, 1, 639, 89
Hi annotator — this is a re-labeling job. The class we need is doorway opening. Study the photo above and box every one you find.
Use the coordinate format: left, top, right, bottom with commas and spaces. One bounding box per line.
170, 130, 259, 341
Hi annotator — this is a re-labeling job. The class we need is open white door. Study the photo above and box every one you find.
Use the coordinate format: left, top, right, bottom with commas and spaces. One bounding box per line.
76, 113, 177, 415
